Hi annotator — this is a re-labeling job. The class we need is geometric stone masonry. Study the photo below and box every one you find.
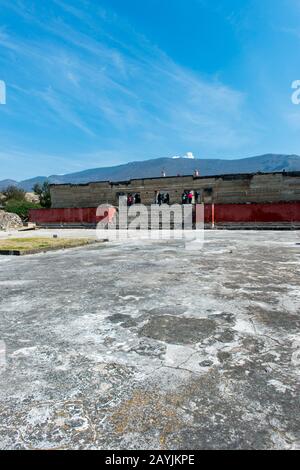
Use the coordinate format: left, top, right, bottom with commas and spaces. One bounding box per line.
50, 171, 300, 208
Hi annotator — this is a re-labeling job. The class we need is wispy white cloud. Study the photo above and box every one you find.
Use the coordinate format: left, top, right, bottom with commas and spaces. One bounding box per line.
37, 87, 95, 136
0, 0, 259, 178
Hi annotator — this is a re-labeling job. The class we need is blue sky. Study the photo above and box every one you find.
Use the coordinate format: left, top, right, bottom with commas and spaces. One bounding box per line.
0, 0, 300, 180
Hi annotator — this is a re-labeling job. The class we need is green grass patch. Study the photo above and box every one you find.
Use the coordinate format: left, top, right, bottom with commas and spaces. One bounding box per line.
0, 237, 96, 253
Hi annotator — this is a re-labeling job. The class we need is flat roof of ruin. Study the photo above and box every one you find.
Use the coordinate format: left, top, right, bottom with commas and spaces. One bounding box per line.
49, 170, 300, 188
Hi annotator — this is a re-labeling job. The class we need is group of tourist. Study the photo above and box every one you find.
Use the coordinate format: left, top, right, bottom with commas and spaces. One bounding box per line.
181, 191, 199, 204
127, 193, 141, 206
155, 192, 170, 205
126, 190, 200, 206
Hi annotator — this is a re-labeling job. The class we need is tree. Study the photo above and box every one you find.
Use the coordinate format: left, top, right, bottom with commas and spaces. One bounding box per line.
5, 199, 40, 222
3, 185, 40, 222
33, 182, 51, 208
3, 185, 26, 201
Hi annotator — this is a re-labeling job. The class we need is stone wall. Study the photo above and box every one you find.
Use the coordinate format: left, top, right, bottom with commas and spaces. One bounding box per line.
50, 172, 300, 208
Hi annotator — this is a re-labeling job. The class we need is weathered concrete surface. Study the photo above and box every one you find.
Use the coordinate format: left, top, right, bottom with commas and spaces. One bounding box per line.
0, 231, 299, 450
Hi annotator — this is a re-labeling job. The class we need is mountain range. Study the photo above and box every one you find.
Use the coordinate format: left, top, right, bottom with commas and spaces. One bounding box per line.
1, 153, 300, 192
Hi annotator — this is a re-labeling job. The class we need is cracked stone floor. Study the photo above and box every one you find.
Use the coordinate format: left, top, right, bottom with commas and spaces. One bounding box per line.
0, 230, 299, 449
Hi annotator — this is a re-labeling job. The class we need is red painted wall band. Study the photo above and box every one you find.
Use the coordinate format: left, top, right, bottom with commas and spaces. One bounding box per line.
28, 207, 116, 224
29, 202, 300, 225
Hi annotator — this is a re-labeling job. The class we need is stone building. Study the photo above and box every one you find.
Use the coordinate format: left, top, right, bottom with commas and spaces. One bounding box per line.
50, 171, 300, 208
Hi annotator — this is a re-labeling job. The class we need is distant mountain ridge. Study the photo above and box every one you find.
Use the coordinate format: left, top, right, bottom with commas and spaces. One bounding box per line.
1, 154, 300, 191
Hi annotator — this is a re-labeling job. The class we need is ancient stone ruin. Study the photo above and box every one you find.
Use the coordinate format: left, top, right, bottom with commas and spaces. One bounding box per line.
0, 210, 23, 231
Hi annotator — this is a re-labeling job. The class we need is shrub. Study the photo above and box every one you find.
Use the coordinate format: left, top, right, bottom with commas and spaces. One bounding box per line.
3, 185, 26, 201
5, 199, 41, 222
